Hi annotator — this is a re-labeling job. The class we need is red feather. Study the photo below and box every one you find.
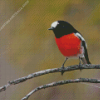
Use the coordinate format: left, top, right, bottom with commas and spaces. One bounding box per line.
55, 33, 82, 57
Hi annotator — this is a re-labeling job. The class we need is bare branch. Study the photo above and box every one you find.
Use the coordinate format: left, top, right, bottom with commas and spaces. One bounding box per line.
0, 64, 100, 92
21, 78, 100, 100
0, 83, 10, 92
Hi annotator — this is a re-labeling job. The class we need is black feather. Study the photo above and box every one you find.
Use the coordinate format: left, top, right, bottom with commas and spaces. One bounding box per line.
82, 41, 91, 64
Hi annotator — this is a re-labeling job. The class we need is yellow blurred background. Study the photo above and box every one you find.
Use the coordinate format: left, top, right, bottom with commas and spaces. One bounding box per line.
0, 0, 100, 100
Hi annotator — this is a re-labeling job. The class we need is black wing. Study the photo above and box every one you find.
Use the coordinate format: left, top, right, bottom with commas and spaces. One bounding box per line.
75, 32, 91, 64
82, 41, 91, 64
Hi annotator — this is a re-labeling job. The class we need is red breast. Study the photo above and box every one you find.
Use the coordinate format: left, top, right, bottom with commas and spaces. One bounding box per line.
55, 33, 82, 57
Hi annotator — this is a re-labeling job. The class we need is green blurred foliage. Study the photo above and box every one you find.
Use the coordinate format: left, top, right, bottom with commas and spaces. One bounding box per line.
0, 0, 100, 100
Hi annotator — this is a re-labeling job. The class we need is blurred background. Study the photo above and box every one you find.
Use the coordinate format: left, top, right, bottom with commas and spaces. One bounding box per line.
0, 0, 100, 100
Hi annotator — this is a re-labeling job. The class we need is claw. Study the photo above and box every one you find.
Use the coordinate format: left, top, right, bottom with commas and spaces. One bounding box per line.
61, 65, 65, 75
60, 58, 68, 75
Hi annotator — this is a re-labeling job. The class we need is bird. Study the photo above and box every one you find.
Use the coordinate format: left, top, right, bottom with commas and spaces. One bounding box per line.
48, 20, 91, 75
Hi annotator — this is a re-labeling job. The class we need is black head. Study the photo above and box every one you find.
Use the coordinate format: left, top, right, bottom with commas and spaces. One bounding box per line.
48, 20, 78, 38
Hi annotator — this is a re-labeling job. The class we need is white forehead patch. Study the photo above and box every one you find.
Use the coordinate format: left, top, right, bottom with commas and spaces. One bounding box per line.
51, 21, 59, 28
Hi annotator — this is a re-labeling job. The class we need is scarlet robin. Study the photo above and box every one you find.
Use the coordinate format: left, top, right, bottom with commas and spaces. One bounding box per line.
48, 20, 91, 75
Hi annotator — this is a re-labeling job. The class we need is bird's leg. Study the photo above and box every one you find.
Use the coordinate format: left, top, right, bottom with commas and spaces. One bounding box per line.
60, 58, 68, 75
79, 57, 82, 71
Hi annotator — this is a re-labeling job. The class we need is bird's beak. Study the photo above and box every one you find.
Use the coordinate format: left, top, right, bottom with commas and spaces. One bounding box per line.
48, 27, 54, 30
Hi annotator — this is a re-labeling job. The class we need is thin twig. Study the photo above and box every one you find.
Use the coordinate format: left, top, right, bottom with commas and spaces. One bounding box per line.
21, 78, 100, 100
0, 83, 10, 92
0, 64, 100, 92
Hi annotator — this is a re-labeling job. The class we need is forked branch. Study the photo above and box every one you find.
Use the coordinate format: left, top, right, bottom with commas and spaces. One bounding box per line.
0, 64, 100, 100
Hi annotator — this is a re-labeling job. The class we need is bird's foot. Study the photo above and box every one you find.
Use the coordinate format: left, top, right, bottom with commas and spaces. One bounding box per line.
60, 64, 65, 75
